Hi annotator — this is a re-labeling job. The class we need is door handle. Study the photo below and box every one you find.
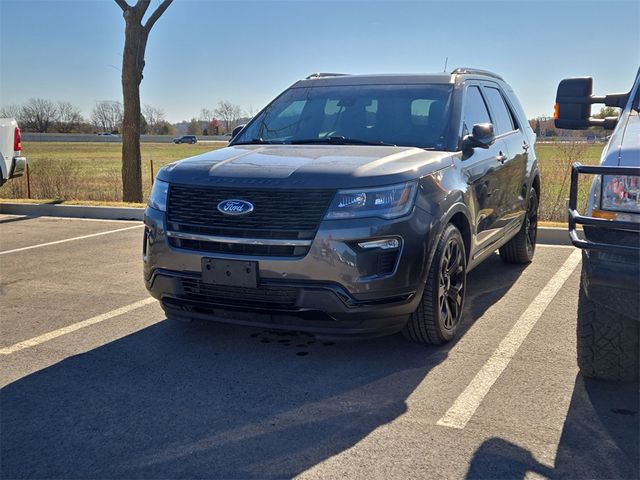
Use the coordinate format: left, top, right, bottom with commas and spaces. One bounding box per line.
523, 142, 529, 151
496, 152, 507, 164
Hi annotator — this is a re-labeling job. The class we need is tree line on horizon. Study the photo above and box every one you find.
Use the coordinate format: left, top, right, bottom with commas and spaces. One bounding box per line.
0, 98, 249, 136
528, 107, 620, 139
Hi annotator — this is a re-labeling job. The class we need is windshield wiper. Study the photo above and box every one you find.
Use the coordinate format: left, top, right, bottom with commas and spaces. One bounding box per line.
290, 136, 396, 147
233, 138, 284, 145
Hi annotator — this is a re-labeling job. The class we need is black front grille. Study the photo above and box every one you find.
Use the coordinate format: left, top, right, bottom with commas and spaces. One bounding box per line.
168, 185, 334, 234
180, 278, 299, 309
167, 185, 334, 256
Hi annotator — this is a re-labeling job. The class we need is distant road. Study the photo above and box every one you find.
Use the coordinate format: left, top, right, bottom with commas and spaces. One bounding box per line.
24, 133, 600, 145
22, 133, 231, 143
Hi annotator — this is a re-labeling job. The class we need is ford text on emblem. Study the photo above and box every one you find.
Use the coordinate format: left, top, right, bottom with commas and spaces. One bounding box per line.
217, 199, 254, 216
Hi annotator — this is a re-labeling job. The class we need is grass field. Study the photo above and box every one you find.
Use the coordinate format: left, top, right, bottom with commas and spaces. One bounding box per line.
3, 142, 221, 203
2, 141, 604, 222
535, 143, 604, 221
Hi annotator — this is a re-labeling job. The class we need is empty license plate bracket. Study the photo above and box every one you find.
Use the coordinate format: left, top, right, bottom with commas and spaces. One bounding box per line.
201, 258, 258, 288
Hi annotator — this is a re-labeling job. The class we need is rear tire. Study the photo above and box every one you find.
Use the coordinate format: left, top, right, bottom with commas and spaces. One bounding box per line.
499, 188, 538, 264
403, 224, 467, 345
577, 279, 639, 382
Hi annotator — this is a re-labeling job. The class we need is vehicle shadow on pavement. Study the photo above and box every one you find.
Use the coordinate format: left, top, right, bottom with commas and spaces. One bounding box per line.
1, 254, 527, 479
465, 376, 639, 479
0, 215, 39, 225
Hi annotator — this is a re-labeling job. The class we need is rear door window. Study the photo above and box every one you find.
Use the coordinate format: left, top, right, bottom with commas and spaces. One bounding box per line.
484, 87, 516, 135
462, 86, 491, 136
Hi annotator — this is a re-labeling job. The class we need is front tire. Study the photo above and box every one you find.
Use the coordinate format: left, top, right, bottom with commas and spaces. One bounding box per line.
499, 188, 538, 264
403, 224, 467, 345
577, 278, 639, 382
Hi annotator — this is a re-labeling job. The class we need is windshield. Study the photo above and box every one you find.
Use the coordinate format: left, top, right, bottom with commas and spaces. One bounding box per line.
234, 84, 453, 150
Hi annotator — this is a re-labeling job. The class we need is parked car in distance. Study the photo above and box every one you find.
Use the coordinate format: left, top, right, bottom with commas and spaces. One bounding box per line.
97, 132, 119, 137
144, 68, 539, 344
555, 69, 640, 382
0, 118, 27, 186
173, 135, 197, 144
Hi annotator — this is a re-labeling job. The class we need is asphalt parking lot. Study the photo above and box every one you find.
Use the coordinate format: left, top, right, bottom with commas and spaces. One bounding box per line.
1, 215, 638, 479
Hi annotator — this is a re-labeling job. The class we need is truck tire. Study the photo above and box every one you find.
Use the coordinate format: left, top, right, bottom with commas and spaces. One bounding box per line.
499, 188, 538, 264
577, 281, 639, 382
403, 223, 467, 345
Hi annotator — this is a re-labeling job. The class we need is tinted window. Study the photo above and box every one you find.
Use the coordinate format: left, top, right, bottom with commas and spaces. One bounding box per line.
234, 84, 453, 149
462, 86, 491, 136
484, 87, 516, 134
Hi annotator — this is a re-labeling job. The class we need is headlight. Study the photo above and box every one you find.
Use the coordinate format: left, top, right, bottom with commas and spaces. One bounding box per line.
324, 181, 417, 220
148, 180, 169, 212
600, 174, 640, 213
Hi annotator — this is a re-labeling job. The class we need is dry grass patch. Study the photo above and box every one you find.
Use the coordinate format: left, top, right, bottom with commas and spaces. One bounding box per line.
4, 141, 604, 222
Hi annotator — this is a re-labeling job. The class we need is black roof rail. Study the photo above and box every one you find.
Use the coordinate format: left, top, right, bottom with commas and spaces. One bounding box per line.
305, 72, 350, 79
450, 67, 504, 81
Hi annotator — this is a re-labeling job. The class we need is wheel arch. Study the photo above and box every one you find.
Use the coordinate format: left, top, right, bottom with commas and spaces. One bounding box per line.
419, 201, 473, 289
531, 172, 541, 200
441, 202, 473, 264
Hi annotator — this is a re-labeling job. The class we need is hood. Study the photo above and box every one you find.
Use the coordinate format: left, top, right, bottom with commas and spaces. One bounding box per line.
600, 110, 640, 167
158, 145, 454, 188
617, 112, 640, 167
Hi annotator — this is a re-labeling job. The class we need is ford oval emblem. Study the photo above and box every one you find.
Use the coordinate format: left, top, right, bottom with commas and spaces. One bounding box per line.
217, 199, 254, 216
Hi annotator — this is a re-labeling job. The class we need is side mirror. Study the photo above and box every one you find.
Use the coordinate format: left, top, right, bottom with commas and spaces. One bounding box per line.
462, 123, 495, 153
231, 124, 245, 140
554, 77, 593, 130
554, 77, 627, 130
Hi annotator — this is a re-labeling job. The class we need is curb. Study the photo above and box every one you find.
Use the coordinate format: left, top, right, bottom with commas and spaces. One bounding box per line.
0, 202, 572, 246
537, 226, 572, 246
0, 202, 143, 221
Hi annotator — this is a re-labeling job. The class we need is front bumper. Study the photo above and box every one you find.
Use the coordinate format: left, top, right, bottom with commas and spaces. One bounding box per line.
143, 204, 436, 337
568, 162, 640, 320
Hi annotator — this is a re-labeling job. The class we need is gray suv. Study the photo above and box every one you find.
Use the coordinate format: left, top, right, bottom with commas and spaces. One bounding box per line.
144, 68, 540, 344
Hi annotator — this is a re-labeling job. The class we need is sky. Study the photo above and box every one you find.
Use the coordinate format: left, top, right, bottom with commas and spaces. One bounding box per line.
1, 0, 638, 123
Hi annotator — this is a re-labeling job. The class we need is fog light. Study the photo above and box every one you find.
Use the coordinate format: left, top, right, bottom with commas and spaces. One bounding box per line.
357, 238, 401, 250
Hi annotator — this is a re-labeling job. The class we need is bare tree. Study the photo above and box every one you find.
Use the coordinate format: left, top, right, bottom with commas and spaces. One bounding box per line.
91, 101, 123, 133
199, 108, 213, 122
214, 100, 241, 133
0, 104, 24, 122
21, 98, 59, 133
244, 105, 258, 119
56, 101, 84, 133
142, 104, 165, 134
115, 0, 173, 202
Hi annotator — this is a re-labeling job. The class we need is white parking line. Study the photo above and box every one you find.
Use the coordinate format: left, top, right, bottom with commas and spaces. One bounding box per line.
0, 224, 144, 255
0, 297, 156, 355
18, 215, 142, 224
537, 244, 575, 250
437, 249, 582, 430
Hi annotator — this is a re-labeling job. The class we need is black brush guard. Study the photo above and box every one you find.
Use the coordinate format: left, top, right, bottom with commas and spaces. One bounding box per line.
568, 162, 640, 253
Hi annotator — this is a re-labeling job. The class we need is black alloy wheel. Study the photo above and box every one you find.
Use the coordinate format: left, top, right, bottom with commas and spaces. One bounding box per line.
439, 238, 465, 331
403, 223, 467, 345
